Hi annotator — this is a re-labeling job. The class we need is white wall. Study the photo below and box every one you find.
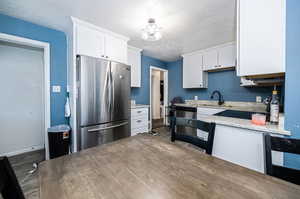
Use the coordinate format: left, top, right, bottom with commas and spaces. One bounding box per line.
0, 41, 44, 156
151, 70, 161, 119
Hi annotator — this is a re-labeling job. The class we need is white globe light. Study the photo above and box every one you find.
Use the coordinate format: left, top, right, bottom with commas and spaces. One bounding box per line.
141, 18, 162, 41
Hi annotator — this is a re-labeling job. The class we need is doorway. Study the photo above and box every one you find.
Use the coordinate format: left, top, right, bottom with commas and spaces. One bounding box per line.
0, 33, 50, 159
150, 66, 168, 130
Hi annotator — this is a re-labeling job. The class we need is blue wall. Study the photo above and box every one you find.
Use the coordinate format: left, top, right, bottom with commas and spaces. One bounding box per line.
284, 0, 300, 169
167, 59, 273, 102
0, 14, 67, 126
131, 55, 167, 104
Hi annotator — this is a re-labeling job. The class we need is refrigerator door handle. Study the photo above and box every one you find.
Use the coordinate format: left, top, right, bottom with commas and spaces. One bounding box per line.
108, 62, 113, 114
111, 67, 114, 115
87, 121, 128, 132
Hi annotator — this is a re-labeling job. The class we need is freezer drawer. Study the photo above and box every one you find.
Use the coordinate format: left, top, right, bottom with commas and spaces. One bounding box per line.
80, 120, 130, 150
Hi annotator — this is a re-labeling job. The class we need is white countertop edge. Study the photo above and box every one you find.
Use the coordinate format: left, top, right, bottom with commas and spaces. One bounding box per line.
215, 120, 290, 136
197, 115, 291, 136
175, 103, 267, 113
174, 103, 289, 136
131, 104, 150, 109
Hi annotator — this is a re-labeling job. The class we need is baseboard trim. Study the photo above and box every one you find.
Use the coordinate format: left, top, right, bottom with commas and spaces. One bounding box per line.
0, 145, 45, 157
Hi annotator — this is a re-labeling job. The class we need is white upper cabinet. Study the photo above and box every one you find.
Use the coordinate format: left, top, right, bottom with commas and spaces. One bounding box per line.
73, 18, 129, 64
182, 53, 207, 88
127, 46, 142, 87
203, 43, 236, 71
76, 25, 105, 58
105, 34, 128, 64
203, 50, 218, 71
218, 44, 236, 67
237, 0, 285, 76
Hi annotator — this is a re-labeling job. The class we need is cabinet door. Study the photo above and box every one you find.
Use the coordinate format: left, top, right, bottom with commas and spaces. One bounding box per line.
237, 0, 285, 76
212, 125, 265, 173
197, 108, 225, 140
76, 25, 105, 58
127, 48, 141, 87
105, 34, 127, 64
218, 44, 236, 67
183, 53, 205, 88
203, 50, 218, 71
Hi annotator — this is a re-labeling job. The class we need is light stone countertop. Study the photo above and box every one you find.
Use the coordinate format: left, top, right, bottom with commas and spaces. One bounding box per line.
131, 104, 150, 109
174, 100, 290, 136
175, 100, 267, 113
196, 114, 290, 136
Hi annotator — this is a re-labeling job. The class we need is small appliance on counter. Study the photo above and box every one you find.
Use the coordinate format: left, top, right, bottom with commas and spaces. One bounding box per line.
251, 114, 266, 126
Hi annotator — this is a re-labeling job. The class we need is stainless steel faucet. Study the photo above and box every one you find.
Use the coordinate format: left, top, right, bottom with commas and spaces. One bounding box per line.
210, 90, 224, 105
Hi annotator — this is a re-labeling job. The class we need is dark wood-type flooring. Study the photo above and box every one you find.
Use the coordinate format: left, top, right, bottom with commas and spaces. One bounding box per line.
39, 131, 300, 199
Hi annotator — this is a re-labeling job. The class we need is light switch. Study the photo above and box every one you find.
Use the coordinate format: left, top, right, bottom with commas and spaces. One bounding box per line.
52, 85, 61, 93
256, 96, 262, 103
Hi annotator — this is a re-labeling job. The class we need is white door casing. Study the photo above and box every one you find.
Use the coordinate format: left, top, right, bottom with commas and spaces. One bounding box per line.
149, 66, 168, 130
0, 33, 51, 159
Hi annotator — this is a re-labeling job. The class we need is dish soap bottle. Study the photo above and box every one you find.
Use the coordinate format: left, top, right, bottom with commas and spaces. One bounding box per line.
270, 86, 279, 124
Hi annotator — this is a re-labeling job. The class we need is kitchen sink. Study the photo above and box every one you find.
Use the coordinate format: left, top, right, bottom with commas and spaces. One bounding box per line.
214, 110, 266, 120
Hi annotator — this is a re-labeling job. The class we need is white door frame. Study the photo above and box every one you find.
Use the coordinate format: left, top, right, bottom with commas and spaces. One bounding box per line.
149, 66, 168, 130
0, 33, 51, 160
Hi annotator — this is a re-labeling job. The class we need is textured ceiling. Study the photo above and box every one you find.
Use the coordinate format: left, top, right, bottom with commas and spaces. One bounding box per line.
0, 0, 236, 61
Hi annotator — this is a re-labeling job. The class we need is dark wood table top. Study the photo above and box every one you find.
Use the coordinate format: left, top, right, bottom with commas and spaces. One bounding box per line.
39, 135, 300, 199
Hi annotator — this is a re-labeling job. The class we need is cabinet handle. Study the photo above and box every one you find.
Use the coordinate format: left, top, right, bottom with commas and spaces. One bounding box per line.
137, 120, 142, 123
137, 111, 142, 113
106, 56, 109, 58
101, 55, 104, 57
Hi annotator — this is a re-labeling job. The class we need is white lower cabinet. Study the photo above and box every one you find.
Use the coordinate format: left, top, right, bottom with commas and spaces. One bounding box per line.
212, 125, 284, 173
196, 107, 224, 140
131, 107, 149, 136
212, 125, 265, 173
197, 107, 283, 173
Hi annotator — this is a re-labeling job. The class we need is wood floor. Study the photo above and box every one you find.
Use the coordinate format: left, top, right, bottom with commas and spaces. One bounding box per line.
4, 128, 172, 199
7, 149, 45, 199
152, 118, 164, 129
39, 131, 300, 199
4, 127, 203, 199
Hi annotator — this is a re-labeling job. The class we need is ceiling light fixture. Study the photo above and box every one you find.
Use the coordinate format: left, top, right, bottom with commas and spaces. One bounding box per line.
141, 18, 162, 41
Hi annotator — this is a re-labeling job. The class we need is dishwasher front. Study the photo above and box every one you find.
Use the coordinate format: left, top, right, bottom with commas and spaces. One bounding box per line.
174, 106, 197, 137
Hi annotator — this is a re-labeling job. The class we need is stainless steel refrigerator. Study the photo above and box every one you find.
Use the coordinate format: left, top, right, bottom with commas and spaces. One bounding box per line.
76, 55, 131, 151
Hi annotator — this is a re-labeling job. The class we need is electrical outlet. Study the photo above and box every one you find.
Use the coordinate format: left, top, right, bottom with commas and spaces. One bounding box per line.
52, 85, 61, 93
256, 96, 262, 103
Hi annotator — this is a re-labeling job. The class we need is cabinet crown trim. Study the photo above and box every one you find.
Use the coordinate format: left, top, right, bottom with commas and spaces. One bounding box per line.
182, 41, 236, 57
128, 45, 143, 52
71, 16, 130, 42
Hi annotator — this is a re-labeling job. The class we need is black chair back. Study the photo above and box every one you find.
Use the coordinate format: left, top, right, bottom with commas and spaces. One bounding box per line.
0, 156, 25, 199
171, 117, 216, 154
265, 134, 300, 185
